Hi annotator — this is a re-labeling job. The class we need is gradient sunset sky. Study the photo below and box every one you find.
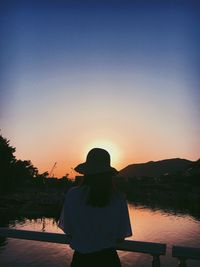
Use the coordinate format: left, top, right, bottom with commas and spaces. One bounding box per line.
1, 0, 200, 178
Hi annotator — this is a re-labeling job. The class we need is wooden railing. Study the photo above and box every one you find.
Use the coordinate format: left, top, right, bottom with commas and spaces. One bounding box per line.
0, 227, 165, 267
172, 245, 200, 267
1, 227, 200, 267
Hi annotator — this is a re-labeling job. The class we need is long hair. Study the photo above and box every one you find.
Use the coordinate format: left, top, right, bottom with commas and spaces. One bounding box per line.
80, 172, 117, 207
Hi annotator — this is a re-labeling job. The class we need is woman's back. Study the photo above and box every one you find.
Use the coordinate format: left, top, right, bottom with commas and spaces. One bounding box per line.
59, 185, 132, 253
58, 148, 132, 267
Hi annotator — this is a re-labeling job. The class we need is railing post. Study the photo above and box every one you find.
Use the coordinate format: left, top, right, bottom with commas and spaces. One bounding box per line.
178, 257, 187, 267
152, 255, 161, 267
172, 245, 200, 266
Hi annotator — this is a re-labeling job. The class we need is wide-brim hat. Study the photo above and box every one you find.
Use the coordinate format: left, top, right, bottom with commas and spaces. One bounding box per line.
74, 148, 118, 175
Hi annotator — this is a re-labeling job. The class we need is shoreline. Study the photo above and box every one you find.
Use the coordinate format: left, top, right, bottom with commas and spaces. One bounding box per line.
0, 187, 200, 221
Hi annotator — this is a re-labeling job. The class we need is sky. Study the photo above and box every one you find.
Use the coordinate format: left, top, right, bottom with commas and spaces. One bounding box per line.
0, 0, 200, 178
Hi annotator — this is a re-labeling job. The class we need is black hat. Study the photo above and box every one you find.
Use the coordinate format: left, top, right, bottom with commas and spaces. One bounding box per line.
74, 148, 118, 175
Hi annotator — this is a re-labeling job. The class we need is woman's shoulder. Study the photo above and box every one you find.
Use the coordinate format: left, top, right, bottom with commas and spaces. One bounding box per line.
65, 186, 88, 199
66, 186, 80, 193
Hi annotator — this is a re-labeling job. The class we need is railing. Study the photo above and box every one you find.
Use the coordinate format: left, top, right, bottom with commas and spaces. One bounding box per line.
172, 245, 200, 267
0, 228, 200, 267
0, 227, 165, 267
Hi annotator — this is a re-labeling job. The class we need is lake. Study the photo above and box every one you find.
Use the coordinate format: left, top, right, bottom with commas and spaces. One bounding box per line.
0, 203, 200, 267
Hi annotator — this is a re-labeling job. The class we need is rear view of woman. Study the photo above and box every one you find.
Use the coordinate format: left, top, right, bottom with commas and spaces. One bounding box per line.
58, 148, 132, 267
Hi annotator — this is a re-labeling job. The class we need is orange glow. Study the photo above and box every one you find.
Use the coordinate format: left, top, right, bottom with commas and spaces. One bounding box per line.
84, 139, 121, 168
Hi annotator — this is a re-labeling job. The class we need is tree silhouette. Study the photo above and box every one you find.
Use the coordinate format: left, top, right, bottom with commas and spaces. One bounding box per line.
13, 160, 39, 187
0, 134, 16, 191
0, 134, 40, 192
0, 135, 16, 166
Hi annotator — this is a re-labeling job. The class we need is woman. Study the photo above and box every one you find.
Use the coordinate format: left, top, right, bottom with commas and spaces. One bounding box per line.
58, 148, 132, 267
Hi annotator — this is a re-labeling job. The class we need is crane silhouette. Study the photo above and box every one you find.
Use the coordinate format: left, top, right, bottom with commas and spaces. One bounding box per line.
49, 162, 57, 178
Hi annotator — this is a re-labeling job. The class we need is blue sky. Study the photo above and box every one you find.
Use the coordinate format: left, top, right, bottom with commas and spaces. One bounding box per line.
0, 0, 199, 177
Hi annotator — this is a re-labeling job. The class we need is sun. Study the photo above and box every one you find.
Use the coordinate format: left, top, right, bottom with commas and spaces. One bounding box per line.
84, 140, 120, 167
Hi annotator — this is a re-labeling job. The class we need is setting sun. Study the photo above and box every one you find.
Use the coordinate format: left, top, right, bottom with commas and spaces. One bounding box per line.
84, 140, 121, 168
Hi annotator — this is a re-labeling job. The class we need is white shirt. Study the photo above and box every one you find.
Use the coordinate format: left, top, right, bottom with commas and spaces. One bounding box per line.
58, 186, 132, 253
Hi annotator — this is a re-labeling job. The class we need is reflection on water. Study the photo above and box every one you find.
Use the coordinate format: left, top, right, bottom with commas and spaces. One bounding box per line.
0, 204, 200, 267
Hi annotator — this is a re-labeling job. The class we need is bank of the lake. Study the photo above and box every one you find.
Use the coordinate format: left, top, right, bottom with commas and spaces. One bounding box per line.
0, 182, 200, 221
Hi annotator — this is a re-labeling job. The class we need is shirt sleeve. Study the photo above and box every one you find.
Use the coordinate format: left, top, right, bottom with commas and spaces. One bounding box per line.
58, 192, 72, 234
57, 203, 65, 232
117, 194, 132, 239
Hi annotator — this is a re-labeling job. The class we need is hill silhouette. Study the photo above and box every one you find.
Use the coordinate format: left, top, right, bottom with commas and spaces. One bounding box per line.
119, 158, 192, 178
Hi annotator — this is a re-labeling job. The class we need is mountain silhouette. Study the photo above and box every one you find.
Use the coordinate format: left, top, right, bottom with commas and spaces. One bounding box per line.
119, 158, 192, 178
